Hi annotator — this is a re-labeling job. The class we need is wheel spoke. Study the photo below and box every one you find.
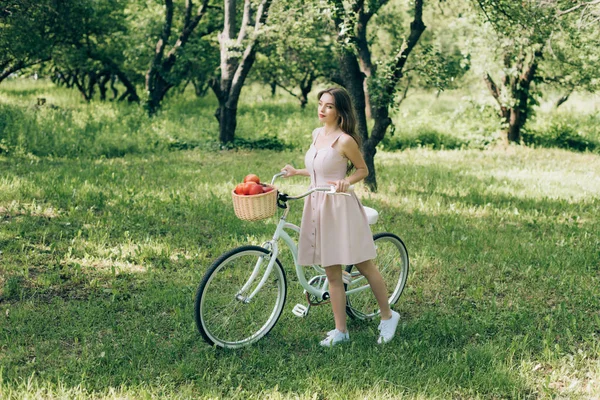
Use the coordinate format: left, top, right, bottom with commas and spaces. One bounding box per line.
345, 233, 409, 320
195, 247, 287, 348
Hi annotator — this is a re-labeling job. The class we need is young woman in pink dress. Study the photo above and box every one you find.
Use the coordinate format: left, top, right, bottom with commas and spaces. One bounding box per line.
281, 87, 400, 346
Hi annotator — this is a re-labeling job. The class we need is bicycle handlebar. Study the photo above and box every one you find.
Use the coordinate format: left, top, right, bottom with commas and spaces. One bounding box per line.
270, 172, 354, 202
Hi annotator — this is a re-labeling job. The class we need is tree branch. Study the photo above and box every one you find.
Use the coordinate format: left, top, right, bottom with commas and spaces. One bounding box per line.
389, 0, 425, 88
167, 0, 211, 60
156, 0, 174, 61
228, 0, 273, 105
236, 0, 251, 45
558, 0, 600, 15
276, 82, 300, 100
484, 72, 503, 106
0, 57, 49, 84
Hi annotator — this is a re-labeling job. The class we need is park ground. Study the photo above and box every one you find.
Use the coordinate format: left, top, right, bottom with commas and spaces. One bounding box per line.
0, 80, 599, 398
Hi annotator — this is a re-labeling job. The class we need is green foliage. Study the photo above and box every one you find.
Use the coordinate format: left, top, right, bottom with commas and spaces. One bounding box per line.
381, 128, 469, 150
228, 135, 291, 151
0, 0, 59, 76
167, 135, 290, 151
252, 0, 337, 104
523, 114, 600, 153
381, 91, 501, 151
0, 97, 163, 158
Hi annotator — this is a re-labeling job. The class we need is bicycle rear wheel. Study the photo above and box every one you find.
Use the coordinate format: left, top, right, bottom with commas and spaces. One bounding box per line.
345, 232, 409, 320
195, 245, 287, 348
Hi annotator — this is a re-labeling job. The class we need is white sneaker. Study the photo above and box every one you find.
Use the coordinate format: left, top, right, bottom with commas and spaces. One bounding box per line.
320, 329, 350, 347
377, 310, 400, 344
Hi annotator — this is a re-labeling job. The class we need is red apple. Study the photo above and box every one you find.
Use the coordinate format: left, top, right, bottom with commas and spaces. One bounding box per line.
243, 174, 260, 184
234, 183, 245, 195
242, 181, 258, 195
248, 184, 264, 195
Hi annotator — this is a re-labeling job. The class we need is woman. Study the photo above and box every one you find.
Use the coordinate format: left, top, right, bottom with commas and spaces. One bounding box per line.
282, 87, 400, 346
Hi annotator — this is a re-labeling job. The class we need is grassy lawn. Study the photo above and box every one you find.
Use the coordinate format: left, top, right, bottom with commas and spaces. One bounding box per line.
1, 147, 599, 399
1, 80, 599, 398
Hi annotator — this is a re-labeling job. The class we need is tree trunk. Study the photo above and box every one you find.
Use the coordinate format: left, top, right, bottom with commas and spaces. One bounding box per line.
110, 75, 119, 100
98, 73, 110, 101
217, 101, 237, 143
363, 108, 393, 191
297, 71, 315, 109
72, 71, 92, 102
485, 50, 541, 144
333, 0, 425, 191
112, 68, 139, 102
146, 76, 173, 114
338, 49, 369, 144
213, 0, 273, 144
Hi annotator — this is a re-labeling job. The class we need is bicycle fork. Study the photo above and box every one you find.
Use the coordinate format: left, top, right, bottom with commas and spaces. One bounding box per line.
235, 241, 279, 304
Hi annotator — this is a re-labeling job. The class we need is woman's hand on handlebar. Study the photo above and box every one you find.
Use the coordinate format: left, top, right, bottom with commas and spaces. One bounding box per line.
328, 178, 351, 193
281, 164, 297, 178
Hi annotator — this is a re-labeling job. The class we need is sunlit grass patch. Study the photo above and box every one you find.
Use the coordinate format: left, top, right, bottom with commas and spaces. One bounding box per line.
62, 256, 146, 275
0, 201, 60, 219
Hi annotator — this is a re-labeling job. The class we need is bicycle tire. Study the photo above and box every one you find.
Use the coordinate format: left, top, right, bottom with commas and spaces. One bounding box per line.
345, 232, 409, 320
195, 245, 287, 348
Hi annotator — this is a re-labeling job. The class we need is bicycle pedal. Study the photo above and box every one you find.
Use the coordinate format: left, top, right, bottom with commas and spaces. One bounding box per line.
342, 271, 352, 285
292, 303, 310, 318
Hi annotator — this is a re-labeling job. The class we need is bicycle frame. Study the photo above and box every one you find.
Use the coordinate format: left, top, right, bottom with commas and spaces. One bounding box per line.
236, 174, 372, 304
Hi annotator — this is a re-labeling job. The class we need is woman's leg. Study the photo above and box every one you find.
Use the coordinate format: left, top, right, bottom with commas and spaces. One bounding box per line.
354, 259, 392, 320
324, 265, 347, 332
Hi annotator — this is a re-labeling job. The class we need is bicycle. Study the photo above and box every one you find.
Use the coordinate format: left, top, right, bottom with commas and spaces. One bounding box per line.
194, 172, 409, 348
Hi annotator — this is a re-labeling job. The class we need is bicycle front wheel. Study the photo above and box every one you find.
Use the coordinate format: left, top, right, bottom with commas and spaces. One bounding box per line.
345, 232, 409, 320
195, 245, 287, 348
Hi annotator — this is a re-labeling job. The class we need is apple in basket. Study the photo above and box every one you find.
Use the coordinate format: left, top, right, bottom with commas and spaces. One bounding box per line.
242, 181, 258, 195
234, 174, 274, 196
234, 183, 245, 195
248, 184, 264, 195
243, 174, 260, 184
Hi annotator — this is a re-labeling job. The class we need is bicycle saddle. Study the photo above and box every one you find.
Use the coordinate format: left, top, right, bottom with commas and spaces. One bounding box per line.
363, 206, 379, 225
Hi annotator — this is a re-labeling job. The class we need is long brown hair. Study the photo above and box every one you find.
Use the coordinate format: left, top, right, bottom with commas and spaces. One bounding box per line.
317, 87, 362, 147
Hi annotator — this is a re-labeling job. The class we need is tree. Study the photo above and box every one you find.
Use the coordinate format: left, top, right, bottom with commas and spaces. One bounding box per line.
327, 0, 426, 191
545, 1, 600, 108
252, 0, 338, 108
145, 0, 219, 114
210, 0, 273, 144
0, 0, 57, 84
49, 0, 140, 102
471, 0, 599, 143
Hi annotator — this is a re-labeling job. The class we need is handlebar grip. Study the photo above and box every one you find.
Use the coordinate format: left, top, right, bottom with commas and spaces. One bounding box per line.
271, 171, 287, 185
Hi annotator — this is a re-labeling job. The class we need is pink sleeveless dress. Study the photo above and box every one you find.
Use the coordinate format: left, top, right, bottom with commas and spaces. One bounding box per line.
297, 128, 377, 267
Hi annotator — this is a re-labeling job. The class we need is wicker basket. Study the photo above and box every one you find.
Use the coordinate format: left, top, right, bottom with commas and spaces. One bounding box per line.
232, 185, 277, 221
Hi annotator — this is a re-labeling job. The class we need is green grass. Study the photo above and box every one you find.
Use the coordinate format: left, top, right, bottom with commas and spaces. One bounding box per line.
1, 148, 599, 399
0, 80, 600, 398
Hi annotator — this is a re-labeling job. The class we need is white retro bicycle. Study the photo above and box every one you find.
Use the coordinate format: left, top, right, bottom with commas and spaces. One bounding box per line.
194, 172, 409, 348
